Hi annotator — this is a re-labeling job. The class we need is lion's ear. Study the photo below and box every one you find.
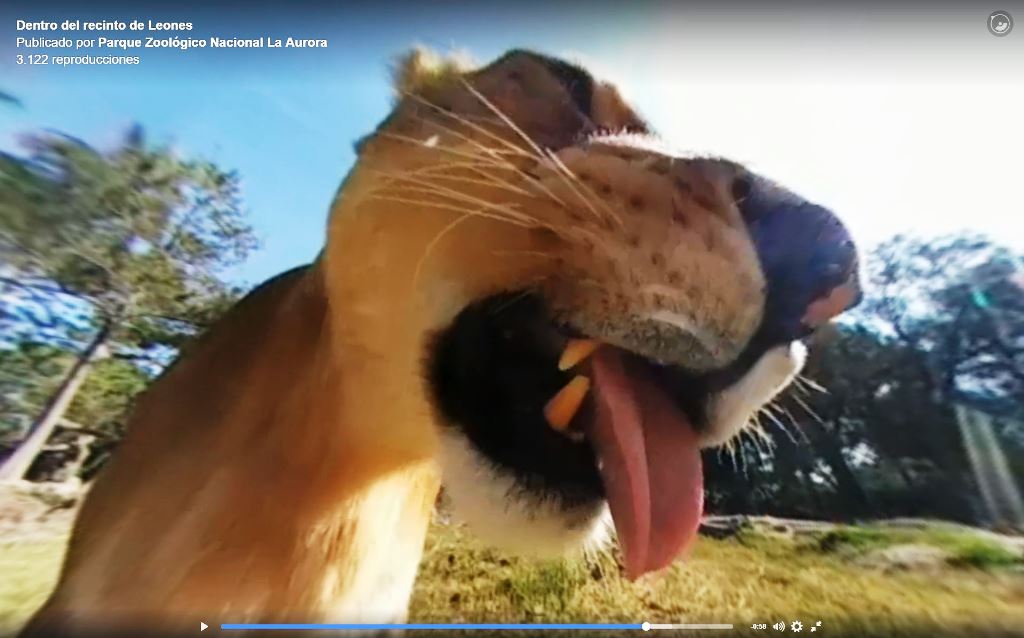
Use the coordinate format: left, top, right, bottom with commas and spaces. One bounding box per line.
469, 49, 650, 136
391, 47, 476, 99
360, 48, 649, 157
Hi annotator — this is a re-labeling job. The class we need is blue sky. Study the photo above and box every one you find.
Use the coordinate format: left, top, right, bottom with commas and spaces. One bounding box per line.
1, 3, 659, 285
3, 2, 1022, 288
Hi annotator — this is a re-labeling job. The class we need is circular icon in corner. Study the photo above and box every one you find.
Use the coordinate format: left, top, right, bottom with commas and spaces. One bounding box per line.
988, 11, 1013, 36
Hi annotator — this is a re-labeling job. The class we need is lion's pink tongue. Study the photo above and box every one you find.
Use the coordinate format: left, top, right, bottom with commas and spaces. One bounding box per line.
587, 348, 704, 580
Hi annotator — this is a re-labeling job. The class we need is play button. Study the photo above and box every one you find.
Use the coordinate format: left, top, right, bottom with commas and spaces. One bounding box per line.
200, 622, 208, 631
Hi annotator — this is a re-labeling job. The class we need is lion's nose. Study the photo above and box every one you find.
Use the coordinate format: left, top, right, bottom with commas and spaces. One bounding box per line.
738, 177, 862, 342
803, 234, 862, 328
805, 211, 862, 319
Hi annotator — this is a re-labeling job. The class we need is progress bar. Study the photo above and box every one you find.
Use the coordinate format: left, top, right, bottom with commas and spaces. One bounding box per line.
648, 625, 733, 630
220, 622, 734, 631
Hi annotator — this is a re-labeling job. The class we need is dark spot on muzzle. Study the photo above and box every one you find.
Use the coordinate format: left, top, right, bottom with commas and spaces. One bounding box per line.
737, 176, 863, 348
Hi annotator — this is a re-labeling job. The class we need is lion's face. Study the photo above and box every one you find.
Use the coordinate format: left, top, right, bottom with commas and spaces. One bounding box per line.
326, 50, 860, 579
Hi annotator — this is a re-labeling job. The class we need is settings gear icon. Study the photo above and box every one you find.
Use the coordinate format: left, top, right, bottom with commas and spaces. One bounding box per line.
791, 621, 804, 632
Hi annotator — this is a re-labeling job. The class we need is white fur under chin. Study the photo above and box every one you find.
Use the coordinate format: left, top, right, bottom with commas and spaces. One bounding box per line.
437, 430, 612, 558
702, 341, 807, 448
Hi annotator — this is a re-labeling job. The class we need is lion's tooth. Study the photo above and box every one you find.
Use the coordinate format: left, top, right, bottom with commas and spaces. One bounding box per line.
544, 375, 591, 431
558, 338, 600, 371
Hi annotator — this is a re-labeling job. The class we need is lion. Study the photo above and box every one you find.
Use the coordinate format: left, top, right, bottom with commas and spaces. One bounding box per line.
21, 48, 861, 636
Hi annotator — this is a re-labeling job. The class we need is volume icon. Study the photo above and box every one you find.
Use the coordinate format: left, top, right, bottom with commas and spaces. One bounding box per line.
773, 621, 786, 631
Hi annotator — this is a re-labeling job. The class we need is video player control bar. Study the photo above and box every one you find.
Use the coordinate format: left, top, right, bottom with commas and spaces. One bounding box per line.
218, 622, 735, 631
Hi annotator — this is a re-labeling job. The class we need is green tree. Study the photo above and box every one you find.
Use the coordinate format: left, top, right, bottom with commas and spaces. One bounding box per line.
801, 235, 1023, 523
0, 126, 257, 481
0, 341, 66, 440
1, 339, 151, 481
704, 235, 1023, 524
866, 234, 1023, 406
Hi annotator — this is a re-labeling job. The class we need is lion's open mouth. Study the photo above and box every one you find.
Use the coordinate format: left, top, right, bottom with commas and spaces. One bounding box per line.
428, 278, 854, 579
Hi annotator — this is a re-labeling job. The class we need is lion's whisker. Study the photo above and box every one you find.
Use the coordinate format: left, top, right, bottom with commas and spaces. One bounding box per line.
768, 411, 800, 446
742, 427, 771, 461
542, 147, 625, 230
790, 379, 812, 396
724, 439, 741, 475
407, 110, 539, 175
380, 125, 572, 210
365, 171, 540, 225
759, 405, 807, 446
425, 86, 618, 227
407, 158, 565, 205
364, 163, 606, 254
749, 414, 777, 451
737, 442, 751, 481
540, 148, 619, 227
404, 91, 539, 160
413, 210, 481, 287
489, 286, 545, 315
391, 185, 536, 226
457, 79, 616, 226
459, 79, 555, 164
796, 374, 829, 394
431, 172, 537, 198
408, 109, 578, 211
490, 249, 557, 260
761, 402, 783, 416
405, 91, 626, 227
789, 393, 825, 427
363, 160, 523, 202
377, 131, 522, 166
365, 194, 533, 228
379, 163, 538, 200
777, 403, 803, 435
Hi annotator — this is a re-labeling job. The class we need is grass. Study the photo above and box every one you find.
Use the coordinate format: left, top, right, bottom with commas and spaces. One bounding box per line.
410, 521, 1024, 637
0, 538, 66, 635
2, 520, 1024, 637
808, 523, 1024, 569
951, 541, 1022, 569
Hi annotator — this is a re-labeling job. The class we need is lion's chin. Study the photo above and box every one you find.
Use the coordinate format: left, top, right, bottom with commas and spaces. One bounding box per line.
437, 430, 613, 558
